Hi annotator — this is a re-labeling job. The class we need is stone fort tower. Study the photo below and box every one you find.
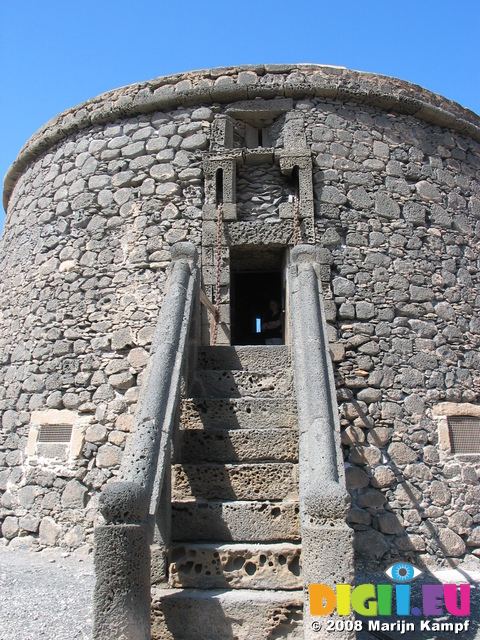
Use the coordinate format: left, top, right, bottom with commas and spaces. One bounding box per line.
1, 64, 479, 638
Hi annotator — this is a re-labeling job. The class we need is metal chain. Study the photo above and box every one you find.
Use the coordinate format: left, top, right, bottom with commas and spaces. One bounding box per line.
212, 203, 223, 345
293, 188, 300, 246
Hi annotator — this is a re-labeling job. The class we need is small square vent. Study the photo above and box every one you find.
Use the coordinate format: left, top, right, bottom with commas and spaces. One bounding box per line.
38, 424, 73, 443
447, 417, 480, 454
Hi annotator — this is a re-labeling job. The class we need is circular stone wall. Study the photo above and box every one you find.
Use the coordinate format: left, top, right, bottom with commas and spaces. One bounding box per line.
1, 65, 480, 565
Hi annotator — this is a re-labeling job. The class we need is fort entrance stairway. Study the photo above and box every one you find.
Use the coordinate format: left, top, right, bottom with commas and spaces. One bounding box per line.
93, 244, 353, 640
151, 345, 303, 639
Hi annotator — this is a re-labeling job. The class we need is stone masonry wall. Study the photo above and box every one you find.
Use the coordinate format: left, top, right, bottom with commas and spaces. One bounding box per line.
0, 106, 213, 551
0, 65, 479, 567
302, 100, 480, 567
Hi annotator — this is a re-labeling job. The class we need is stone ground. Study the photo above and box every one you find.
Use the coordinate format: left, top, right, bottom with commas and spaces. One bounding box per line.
0, 543, 94, 640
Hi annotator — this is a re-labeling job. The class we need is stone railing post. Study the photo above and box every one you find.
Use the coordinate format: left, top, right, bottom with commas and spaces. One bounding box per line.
92, 242, 199, 640
289, 245, 354, 640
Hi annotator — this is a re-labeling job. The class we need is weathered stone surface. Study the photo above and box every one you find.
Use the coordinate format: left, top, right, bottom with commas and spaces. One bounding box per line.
341, 425, 365, 446
18, 486, 38, 508
172, 463, 298, 501
356, 302, 375, 320
345, 466, 369, 490
95, 444, 122, 468
367, 427, 393, 447
19, 514, 40, 533
357, 489, 386, 508
39, 517, 62, 545
151, 588, 303, 640
172, 500, 300, 542
61, 480, 88, 509
449, 511, 473, 536
2, 516, 19, 539
111, 328, 134, 350
109, 371, 135, 390
169, 543, 302, 589
416, 180, 442, 202
347, 508, 371, 526
388, 442, 418, 465
467, 527, 480, 547
349, 445, 382, 466
332, 277, 355, 297
375, 192, 400, 219
395, 534, 426, 552
371, 466, 396, 488
85, 424, 107, 444
378, 513, 404, 534
354, 530, 388, 557
64, 524, 85, 548
438, 528, 466, 557
127, 347, 149, 370
430, 481, 451, 506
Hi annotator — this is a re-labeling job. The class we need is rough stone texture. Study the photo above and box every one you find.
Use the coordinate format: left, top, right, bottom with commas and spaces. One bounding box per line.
168, 542, 302, 590
180, 428, 298, 463
151, 588, 303, 640
438, 527, 467, 557
172, 500, 300, 545
39, 516, 62, 546
0, 64, 479, 580
61, 479, 88, 509
181, 397, 298, 430
172, 462, 298, 501
93, 523, 151, 639
354, 530, 389, 557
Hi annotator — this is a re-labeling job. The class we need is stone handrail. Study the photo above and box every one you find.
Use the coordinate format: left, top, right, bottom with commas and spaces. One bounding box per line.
93, 242, 199, 640
289, 245, 354, 640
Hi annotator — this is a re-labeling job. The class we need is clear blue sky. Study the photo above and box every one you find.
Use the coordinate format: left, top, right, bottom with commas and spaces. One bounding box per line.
1, 0, 479, 230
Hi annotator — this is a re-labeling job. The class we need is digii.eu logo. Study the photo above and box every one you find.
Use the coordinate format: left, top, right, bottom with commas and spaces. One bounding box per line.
309, 562, 471, 635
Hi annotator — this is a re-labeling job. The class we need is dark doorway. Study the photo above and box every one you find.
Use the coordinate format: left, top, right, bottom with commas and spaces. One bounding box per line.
230, 247, 284, 346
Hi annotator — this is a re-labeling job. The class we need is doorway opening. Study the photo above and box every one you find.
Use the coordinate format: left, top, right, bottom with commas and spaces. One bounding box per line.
230, 246, 286, 346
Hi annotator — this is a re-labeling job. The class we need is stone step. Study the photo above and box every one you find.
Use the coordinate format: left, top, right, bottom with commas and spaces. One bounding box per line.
172, 463, 298, 501
197, 345, 292, 371
179, 428, 298, 463
172, 500, 300, 543
181, 397, 297, 430
168, 542, 302, 590
190, 369, 294, 399
151, 588, 303, 640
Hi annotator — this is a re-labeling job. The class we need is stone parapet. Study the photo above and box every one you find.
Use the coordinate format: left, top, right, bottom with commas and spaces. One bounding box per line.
4, 64, 480, 210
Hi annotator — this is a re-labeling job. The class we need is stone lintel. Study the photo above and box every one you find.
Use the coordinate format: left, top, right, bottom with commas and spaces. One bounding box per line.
243, 148, 276, 165
433, 402, 480, 417
202, 203, 237, 221
226, 98, 294, 125
31, 409, 79, 425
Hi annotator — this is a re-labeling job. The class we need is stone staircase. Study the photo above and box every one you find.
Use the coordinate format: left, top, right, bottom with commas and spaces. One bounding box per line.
151, 345, 304, 639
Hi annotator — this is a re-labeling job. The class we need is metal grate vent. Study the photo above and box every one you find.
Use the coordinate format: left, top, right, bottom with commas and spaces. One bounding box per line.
447, 417, 480, 454
38, 424, 73, 443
